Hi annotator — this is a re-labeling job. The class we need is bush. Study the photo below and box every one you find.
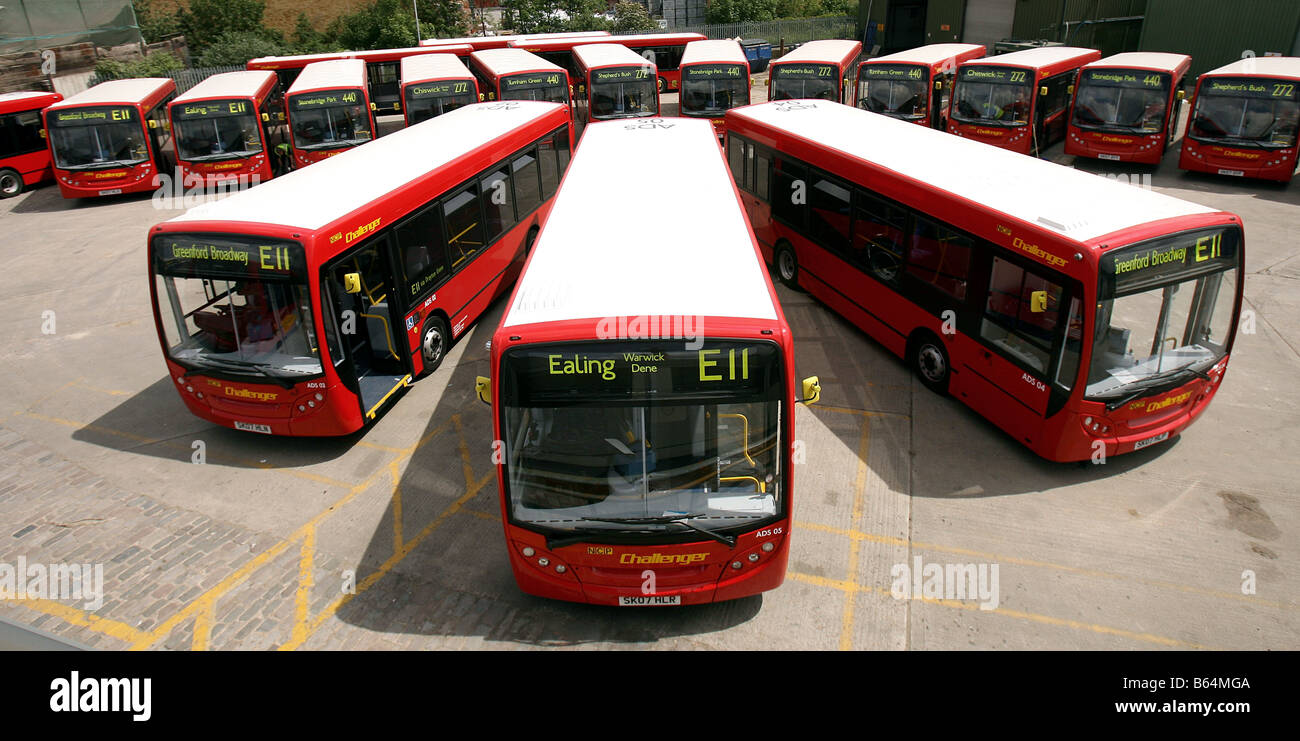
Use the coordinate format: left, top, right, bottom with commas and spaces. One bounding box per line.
706, 0, 779, 24
93, 51, 185, 82
611, 2, 657, 33
197, 31, 293, 67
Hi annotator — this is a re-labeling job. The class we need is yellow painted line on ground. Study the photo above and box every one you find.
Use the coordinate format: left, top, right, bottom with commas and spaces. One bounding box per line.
291, 525, 316, 648
192, 602, 214, 651
459, 509, 500, 522
71, 378, 132, 396
838, 417, 871, 651
816, 405, 911, 419
788, 571, 1214, 649
10, 598, 146, 646
355, 440, 411, 455
794, 520, 1299, 612
390, 462, 404, 553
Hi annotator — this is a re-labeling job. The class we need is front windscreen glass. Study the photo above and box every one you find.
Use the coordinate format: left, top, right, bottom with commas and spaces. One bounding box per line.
951, 66, 1031, 125
289, 88, 372, 150
680, 64, 749, 115
174, 98, 263, 161
1086, 228, 1241, 400
501, 341, 784, 536
857, 63, 929, 120
404, 79, 475, 124
1072, 69, 1170, 133
152, 234, 322, 380
588, 65, 656, 118
500, 72, 568, 104
1189, 76, 1300, 147
47, 106, 148, 169
770, 64, 839, 101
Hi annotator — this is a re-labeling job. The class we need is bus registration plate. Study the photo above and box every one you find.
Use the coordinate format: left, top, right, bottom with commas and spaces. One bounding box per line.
234, 421, 272, 435
1217, 169, 1244, 177
98, 188, 123, 195
619, 595, 681, 606
1098, 153, 1120, 161
1132, 431, 1169, 451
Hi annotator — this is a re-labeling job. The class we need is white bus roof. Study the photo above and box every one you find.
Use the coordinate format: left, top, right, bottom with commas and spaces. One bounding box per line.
865, 43, 986, 67
164, 101, 567, 233
173, 71, 276, 103
963, 46, 1097, 68
47, 78, 173, 109
774, 40, 862, 66
1201, 56, 1300, 78
472, 48, 564, 76
573, 43, 654, 69
287, 60, 366, 96
401, 53, 473, 85
729, 101, 1215, 244
504, 118, 778, 328
1081, 52, 1190, 73
0, 91, 59, 104
681, 39, 747, 67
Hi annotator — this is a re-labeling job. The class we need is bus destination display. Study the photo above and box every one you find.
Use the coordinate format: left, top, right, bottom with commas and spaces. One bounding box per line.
860, 64, 925, 81
408, 80, 472, 99
51, 106, 135, 126
592, 67, 651, 83
683, 64, 745, 81
773, 64, 837, 80
153, 235, 305, 280
291, 89, 361, 110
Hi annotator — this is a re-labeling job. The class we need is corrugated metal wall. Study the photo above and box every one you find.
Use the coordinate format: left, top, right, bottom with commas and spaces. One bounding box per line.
964, 0, 1017, 48
1011, 0, 1146, 42
1140, 0, 1300, 79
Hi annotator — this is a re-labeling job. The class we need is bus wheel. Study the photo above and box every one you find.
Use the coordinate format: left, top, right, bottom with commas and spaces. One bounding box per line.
911, 333, 951, 395
774, 242, 799, 288
0, 169, 23, 199
524, 224, 539, 255
419, 315, 451, 377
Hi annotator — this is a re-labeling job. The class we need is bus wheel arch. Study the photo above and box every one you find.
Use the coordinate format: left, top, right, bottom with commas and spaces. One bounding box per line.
773, 240, 799, 288
657, 76, 666, 93
0, 168, 23, 199
524, 223, 540, 255
418, 312, 452, 378
908, 330, 951, 395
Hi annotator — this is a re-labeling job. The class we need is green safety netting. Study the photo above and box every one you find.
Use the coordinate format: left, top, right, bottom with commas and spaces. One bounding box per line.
0, 0, 142, 54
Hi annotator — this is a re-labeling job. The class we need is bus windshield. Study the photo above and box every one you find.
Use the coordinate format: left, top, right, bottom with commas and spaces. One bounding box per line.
680, 65, 749, 115
771, 65, 838, 101
1189, 77, 1300, 147
857, 64, 928, 119
152, 235, 322, 380
1086, 229, 1240, 400
500, 73, 568, 104
289, 90, 372, 150
175, 99, 263, 161
47, 106, 148, 169
589, 66, 656, 118
952, 67, 1031, 125
405, 82, 476, 124
1073, 69, 1170, 133
501, 342, 784, 535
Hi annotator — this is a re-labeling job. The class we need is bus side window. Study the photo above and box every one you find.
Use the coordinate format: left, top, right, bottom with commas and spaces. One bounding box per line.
511, 147, 542, 216
553, 129, 571, 174
727, 135, 744, 181
538, 136, 560, 198
443, 184, 485, 270
771, 156, 807, 228
979, 256, 1063, 374
907, 217, 972, 301
1053, 295, 1083, 391
808, 169, 852, 256
480, 166, 515, 242
753, 147, 770, 201
396, 206, 450, 301
851, 189, 906, 285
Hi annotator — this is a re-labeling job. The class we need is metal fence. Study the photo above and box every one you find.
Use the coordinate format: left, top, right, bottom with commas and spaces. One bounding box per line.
88, 64, 245, 93
618, 15, 859, 50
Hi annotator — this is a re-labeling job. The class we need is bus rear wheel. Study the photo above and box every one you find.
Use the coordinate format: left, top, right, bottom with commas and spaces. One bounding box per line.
0, 169, 23, 199
911, 333, 951, 395
419, 315, 450, 377
774, 242, 799, 288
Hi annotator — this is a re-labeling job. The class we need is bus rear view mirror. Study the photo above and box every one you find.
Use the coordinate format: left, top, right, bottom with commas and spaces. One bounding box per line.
1177, 89, 1186, 100
475, 376, 492, 405
261, 112, 270, 122
394, 102, 402, 111
800, 376, 820, 405
369, 102, 377, 111
478, 93, 485, 102
343, 272, 362, 294
934, 80, 942, 91
1039, 86, 1048, 96
1030, 290, 1048, 313
148, 119, 158, 129
1067, 84, 1074, 94
39, 128, 46, 139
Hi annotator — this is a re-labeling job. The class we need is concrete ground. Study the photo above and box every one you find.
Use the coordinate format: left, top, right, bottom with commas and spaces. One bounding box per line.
0, 92, 1296, 650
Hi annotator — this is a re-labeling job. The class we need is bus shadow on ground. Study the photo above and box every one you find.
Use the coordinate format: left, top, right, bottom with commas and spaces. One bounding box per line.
70, 375, 361, 468
8, 185, 155, 214
334, 299, 763, 646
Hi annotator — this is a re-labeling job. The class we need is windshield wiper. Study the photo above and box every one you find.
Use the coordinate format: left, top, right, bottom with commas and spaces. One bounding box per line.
582, 514, 737, 548
545, 525, 662, 550
1099, 364, 1212, 411
183, 357, 294, 389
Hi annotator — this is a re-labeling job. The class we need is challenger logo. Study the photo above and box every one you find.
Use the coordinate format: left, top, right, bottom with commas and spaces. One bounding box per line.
224, 386, 279, 402
1132, 390, 1193, 413
619, 552, 708, 566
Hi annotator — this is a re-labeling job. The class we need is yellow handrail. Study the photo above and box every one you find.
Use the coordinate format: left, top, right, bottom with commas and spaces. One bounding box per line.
719, 413, 756, 466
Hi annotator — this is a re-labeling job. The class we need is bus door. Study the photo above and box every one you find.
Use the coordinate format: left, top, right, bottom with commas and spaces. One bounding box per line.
328, 238, 411, 420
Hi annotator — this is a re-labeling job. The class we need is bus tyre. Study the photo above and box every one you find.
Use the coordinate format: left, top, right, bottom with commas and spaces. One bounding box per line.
0, 169, 23, 199
774, 242, 799, 288
419, 315, 451, 377
911, 333, 951, 396
524, 224, 539, 256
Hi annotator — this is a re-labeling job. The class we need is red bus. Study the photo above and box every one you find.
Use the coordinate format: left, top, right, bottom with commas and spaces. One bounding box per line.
285, 60, 376, 169
769, 40, 863, 105
855, 43, 985, 129
477, 116, 817, 605
512, 33, 706, 93
949, 46, 1101, 155
43, 78, 177, 199
247, 44, 473, 114
572, 43, 658, 123
169, 70, 285, 188
1179, 56, 1300, 182
148, 101, 573, 436
1066, 52, 1192, 165
419, 31, 610, 49
0, 91, 62, 198
727, 100, 1243, 462
400, 54, 479, 126
470, 49, 572, 108
678, 39, 751, 140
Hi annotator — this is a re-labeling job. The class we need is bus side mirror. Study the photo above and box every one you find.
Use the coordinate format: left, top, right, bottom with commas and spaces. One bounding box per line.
343, 273, 362, 294
1177, 89, 1186, 100
1067, 84, 1074, 94
395, 102, 402, 111
934, 80, 942, 91
1030, 290, 1048, 313
578, 85, 585, 95
261, 112, 270, 122
369, 102, 377, 111
39, 128, 46, 139
489, 93, 496, 101
800, 376, 820, 405
148, 119, 158, 129
478, 93, 485, 101
1039, 86, 1048, 96
475, 376, 492, 405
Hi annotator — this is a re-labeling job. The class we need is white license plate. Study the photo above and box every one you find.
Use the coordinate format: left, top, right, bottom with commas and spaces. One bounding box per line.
1217, 169, 1244, 177
1132, 431, 1170, 451
98, 188, 122, 195
233, 421, 272, 435
1098, 153, 1121, 161
618, 595, 681, 606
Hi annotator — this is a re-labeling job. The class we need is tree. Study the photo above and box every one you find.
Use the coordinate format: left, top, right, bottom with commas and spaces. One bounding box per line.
197, 31, 292, 67
502, 0, 611, 34
177, 0, 279, 54
331, 0, 468, 50
706, 0, 779, 24
611, 2, 657, 33
291, 13, 333, 54
93, 51, 184, 82
133, 0, 180, 43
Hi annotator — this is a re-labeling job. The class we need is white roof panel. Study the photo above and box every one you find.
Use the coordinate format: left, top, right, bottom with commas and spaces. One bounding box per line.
287, 60, 366, 96
0, 91, 59, 104
401, 53, 473, 85
173, 71, 275, 103
774, 40, 861, 66
48, 78, 172, 109
165, 101, 567, 232
1202, 56, 1300, 78
681, 39, 747, 67
573, 43, 651, 69
1082, 52, 1190, 72
472, 48, 564, 76
866, 43, 986, 67
729, 101, 1214, 243
504, 117, 777, 327
964, 46, 1097, 68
